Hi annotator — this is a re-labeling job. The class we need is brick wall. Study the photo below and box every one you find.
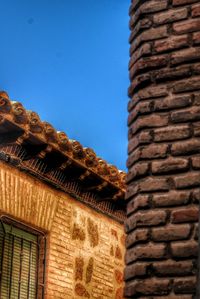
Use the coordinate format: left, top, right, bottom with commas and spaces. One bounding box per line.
126, 0, 200, 297
0, 161, 125, 299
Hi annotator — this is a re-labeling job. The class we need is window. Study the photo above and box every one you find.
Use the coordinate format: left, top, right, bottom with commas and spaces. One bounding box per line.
0, 219, 46, 299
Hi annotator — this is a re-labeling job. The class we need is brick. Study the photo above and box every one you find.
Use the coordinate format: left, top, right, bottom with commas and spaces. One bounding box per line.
130, 26, 168, 54
128, 73, 151, 96
152, 157, 189, 174
128, 127, 133, 140
154, 8, 188, 25
193, 63, 200, 75
128, 89, 165, 111
130, 0, 168, 25
129, 0, 141, 14
126, 228, 149, 248
124, 263, 147, 280
154, 125, 190, 142
173, 0, 199, 5
171, 47, 200, 66
130, 114, 168, 135
192, 188, 200, 202
171, 241, 198, 258
126, 162, 149, 183
139, 0, 168, 14
152, 191, 190, 207
171, 106, 200, 122
141, 144, 168, 159
174, 277, 197, 294
128, 98, 134, 112
171, 138, 200, 155
125, 210, 167, 232
127, 195, 149, 215
128, 131, 152, 154
129, 43, 151, 69
193, 92, 200, 105
154, 95, 192, 111
171, 206, 199, 223
174, 172, 200, 189
193, 31, 200, 44
129, 18, 152, 41
126, 243, 166, 264
154, 35, 189, 53
0, 163, 125, 298
191, 156, 200, 169
128, 101, 152, 125
140, 177, 170, 192
194, 223, 198, 240
130, 55, 168, 77
138, 131, 152, 143
127, 149, 141, 169
173, 18, 200, 34
126, 183, 139, 200
153, 260, 194, 276
152, 224, 191, 241
172, 76, 200, 93
192, 3, 200, 17
154, 65, 191, 82
193, 121, 200, 136
137, 84, 168, 100
127, 0, 200, 294
125, 278, 170, 297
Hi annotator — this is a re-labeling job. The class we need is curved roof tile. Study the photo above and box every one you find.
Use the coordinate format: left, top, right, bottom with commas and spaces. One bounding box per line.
0, 91, 126, 196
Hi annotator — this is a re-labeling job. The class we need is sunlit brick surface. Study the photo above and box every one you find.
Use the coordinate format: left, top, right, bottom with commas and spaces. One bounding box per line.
0, 162, 125, 299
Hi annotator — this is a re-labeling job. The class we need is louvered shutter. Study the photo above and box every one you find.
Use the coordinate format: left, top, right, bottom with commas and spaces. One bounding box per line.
0, 222, 38, 299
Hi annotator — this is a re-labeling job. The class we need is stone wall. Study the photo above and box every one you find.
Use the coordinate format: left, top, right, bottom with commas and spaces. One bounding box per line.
126, 0, 200, 298
0, 161, 125, 299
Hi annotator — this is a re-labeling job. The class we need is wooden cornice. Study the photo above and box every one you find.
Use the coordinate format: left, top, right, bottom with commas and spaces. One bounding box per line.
0, 91, 126, 205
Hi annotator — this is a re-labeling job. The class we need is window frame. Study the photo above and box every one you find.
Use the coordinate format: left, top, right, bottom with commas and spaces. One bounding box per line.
0, 215, 47, 299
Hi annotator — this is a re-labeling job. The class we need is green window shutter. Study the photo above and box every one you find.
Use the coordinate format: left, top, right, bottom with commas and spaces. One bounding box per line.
0, 221, 5, 289
10, 236, 21, 299
1, 233, 12, 299
0, 222, 38, 299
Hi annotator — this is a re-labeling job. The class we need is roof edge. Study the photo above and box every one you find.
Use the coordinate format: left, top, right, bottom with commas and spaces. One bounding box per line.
0, 91, 126, 201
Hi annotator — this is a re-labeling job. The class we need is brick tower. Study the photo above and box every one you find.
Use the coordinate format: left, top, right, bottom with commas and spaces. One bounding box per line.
126, 0, 200, 297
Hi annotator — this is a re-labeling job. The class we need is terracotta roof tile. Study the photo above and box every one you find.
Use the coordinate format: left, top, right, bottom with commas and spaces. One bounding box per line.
0, 91, 126, 197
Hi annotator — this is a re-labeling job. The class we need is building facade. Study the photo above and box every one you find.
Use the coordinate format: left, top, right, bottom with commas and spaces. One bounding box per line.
0, 92, 126, 299
126, 0, 200, 298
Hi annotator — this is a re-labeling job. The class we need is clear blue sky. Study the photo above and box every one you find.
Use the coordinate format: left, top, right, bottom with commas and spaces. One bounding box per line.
1, 0, 130, 170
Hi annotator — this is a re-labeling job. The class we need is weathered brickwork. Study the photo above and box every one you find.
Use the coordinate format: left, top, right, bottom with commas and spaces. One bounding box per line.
127, 0, 200, 297
0, 162, 125, 299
